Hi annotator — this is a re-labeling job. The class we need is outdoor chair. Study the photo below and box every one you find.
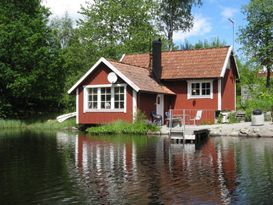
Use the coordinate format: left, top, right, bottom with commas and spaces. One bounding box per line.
165, 111, 181, 127
190, 110, 202, 126
151, 111, 162, 126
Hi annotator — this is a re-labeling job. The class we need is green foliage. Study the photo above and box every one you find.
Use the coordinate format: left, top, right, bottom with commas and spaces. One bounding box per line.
50, 12, 74, 49
87, 111, 159, 135
158, 0, 202, 50
0, 118, 76, 130
228, 112, 239, 124
236, 59, 273, 121
0, 119, 26, 129
78, 0, 159, 60
0, 0, 65, 118
243, 87, 273, 120
239, 0, 273, 88
180, 37, 226, 50
87, 120, 159, 135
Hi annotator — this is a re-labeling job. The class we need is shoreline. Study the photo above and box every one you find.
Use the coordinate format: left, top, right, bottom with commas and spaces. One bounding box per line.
159, 122, 273, 138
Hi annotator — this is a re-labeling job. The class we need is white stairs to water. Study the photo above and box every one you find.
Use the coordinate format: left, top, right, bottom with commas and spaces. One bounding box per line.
56, 112, 76, 122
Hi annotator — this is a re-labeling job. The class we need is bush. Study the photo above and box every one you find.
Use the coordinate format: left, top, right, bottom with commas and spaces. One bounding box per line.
87, 110, 159, 135
242, 88, 273, 121
87, 120, 159, 135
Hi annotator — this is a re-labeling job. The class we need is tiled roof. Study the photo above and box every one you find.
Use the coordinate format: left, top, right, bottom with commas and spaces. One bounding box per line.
109, 61, 175, 95
121, 47, 231, 79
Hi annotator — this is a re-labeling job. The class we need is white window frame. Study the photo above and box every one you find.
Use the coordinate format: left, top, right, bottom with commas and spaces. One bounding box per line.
187, 80, 213, 99
83, 84, 127, 113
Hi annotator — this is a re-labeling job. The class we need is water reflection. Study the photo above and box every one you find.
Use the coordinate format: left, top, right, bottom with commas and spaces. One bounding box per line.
67, 134, 237, 204
1, 131, 273, 204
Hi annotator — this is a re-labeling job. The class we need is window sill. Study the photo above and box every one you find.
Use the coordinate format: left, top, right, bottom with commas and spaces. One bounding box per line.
84, 109, 126, 113
188, 95, 213, 99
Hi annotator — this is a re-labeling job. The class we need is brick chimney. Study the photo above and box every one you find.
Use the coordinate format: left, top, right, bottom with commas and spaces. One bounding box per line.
151, 39, 162, 82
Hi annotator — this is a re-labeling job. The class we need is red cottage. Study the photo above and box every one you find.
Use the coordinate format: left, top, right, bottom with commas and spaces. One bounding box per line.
68, 40, 239, 125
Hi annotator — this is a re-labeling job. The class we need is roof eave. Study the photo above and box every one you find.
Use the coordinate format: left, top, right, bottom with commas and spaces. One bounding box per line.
67, 57, 140, 95
220, 46, 240, 78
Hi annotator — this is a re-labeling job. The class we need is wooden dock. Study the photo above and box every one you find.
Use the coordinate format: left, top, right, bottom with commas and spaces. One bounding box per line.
169, 127, 209, 144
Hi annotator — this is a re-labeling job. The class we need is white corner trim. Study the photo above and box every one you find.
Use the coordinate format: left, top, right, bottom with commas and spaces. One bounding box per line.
187, 79, 214, 99
234, 78, 236, 111
124, 85, 127, 113
119, 54, 125, 62
68, 57, 140, 94
132, 90, 137, 122
220, 46, 233, 77
218, 79, 222, 110
76, 88, 79, 124
233, 55, 240, 79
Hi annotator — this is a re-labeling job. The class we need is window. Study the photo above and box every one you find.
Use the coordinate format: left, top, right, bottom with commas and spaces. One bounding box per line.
84, 84, 126, 112
114, 87, 124, 109
87, 88, 98, 109
188, 80, 213, 99
101, 87, 111, 109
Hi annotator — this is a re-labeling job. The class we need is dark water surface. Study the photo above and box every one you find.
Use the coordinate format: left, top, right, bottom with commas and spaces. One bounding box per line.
0, 130, 273, 205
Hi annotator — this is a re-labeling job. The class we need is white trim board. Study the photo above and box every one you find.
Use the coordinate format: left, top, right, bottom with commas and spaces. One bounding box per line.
76, 88, 79, 124
132, 90, 137, 122
68, 57, 140, 94
218, 79, 222, 110
220, 46, 233, 77
119, 54, 125, 62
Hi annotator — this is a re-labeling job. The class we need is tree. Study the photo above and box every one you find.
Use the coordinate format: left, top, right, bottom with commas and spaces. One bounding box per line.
239, 0, 273, 88
157, 0, 202, 50
180, 37, 226, 50
50, 12, 74, 49
0, 0, 65, 118
78, 0, 159, 60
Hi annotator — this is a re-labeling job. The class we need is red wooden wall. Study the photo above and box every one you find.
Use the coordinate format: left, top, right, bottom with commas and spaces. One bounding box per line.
221, 58, 237, 111
78, 63, 133, 124
138, 92, 157, 121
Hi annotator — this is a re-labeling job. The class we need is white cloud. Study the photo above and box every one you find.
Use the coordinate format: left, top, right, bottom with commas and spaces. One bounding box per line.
173, 15, 212, 42
42, 0, 90, 20
221, 7, 238, 20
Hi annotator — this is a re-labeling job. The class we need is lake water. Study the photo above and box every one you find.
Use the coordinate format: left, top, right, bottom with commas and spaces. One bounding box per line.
0, 130, 273, 205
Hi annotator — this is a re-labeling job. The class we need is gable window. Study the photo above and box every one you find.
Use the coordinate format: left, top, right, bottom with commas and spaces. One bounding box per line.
187, 80, 213, 99
84, 84, 126, 112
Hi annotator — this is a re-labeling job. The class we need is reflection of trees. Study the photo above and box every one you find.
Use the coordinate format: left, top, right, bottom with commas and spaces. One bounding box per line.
233, 138, 273, 204
0, 131, 76, 204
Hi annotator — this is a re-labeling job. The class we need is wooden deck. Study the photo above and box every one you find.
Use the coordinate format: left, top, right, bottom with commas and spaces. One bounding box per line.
167, 126, 210, 144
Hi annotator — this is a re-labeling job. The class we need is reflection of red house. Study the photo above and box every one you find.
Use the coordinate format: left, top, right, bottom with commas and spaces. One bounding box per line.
68, 40, 239, 125
75, 135, 135, 173
165, 138, 237, 203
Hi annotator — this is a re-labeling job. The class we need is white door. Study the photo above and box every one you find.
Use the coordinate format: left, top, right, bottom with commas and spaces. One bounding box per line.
156, 94, 164, 121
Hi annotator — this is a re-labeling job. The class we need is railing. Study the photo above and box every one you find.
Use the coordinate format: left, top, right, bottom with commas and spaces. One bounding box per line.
168, 109, 216, 126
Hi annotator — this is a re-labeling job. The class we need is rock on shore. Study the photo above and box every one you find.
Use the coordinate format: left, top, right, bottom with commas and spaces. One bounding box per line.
209, 122, 273, 137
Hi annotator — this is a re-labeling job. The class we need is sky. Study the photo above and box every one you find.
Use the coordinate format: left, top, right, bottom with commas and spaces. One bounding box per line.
42, 0, 249, 53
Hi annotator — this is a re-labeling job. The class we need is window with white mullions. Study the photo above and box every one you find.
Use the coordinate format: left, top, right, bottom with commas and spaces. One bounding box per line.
202, 82, 210, 95
84, 84, 127, 112
87, 88, 98, 109
101, 87, 111, 109
114, 87, 124, 109
191, 83, 200, 96
188, 80, 213, 99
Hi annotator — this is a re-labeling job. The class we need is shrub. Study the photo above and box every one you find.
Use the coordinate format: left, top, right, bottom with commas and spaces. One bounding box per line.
87, 110, 159, 135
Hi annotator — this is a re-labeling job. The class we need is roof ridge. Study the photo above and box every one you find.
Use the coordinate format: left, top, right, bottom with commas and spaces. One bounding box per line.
123, 46, 231, 57
109, 59, 150, 70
